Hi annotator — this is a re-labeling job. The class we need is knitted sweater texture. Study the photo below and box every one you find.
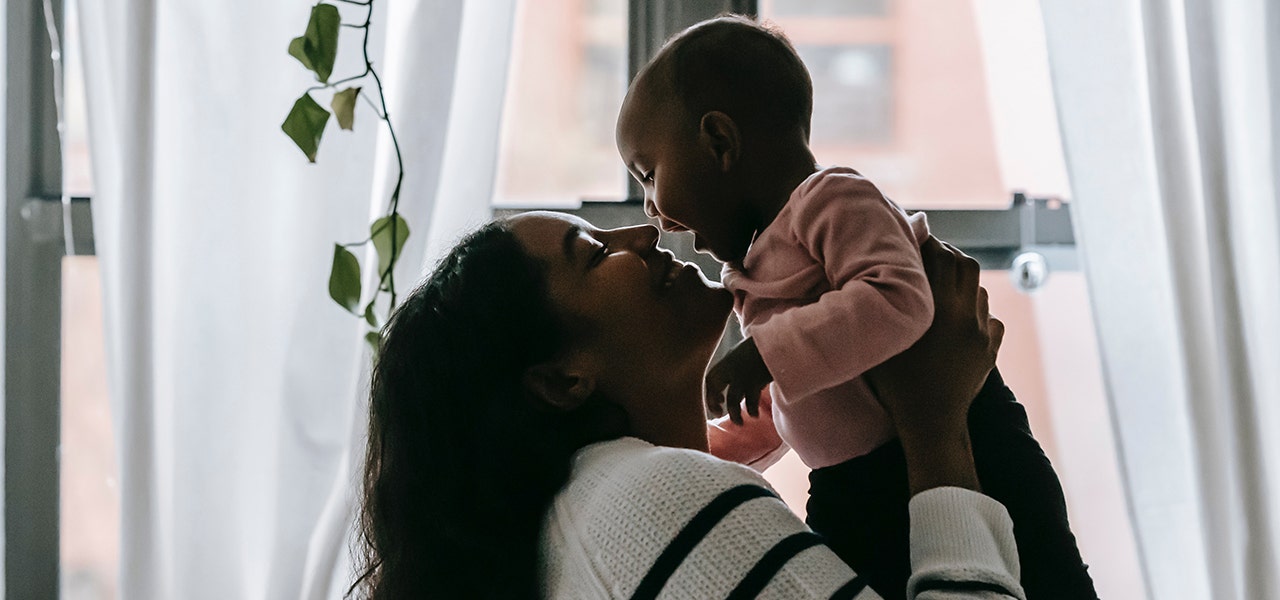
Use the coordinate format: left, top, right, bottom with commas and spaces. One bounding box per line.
540, 437, 1025, 599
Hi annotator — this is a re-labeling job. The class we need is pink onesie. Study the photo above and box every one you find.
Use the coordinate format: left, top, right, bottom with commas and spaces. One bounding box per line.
721, 166, 932, 469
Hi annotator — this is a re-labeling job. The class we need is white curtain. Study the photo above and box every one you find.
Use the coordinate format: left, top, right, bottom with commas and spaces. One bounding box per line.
77, 0, 514, 597
1041, 1, 1280, 598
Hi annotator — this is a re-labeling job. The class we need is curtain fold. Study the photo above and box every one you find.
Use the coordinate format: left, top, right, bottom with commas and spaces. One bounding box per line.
1041, 0, 1280, 598
78, 1, 514, 597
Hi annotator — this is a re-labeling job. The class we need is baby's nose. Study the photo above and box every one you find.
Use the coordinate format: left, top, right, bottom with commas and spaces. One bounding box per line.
643, 196, 659, 219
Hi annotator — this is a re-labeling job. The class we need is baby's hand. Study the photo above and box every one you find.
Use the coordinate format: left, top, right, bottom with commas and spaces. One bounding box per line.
707, 388, 784, 466
704, 337, 773, 425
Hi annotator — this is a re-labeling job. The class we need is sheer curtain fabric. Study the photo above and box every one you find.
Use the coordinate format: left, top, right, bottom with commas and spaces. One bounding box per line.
1041, 0, 1280, 598
77, 1, 514, 597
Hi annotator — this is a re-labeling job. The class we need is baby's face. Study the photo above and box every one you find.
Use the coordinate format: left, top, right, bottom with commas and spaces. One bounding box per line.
615, 75, 756, 264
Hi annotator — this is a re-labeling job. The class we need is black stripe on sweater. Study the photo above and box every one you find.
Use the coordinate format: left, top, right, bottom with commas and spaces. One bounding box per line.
726, 532, 825, 599
830, 575, 869, 599
629, 484, 776, 600
915, 578, 1015, 596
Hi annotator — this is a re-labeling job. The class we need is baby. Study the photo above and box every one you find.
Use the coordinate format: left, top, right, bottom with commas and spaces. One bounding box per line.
615, 15, 1098, 600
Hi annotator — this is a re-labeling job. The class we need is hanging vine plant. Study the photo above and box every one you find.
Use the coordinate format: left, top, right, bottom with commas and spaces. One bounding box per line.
281, 0, 404, 355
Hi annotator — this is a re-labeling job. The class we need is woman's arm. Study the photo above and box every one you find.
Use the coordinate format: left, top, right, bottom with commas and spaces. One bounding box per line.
658, 476, 1023, 599
866, 236, 1003, 495
574, 442, 1023, 599
860, 236, 1023, 598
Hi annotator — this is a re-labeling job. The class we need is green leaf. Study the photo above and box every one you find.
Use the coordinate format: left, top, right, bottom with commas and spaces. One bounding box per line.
363, 300, 380, 328
365, 330, 381, 359
328, 244, 362, 314
291, 3, 341, 83
281, 93, 330, 162
287, 36, 313, 72
331, 87, 361, 131
371, 214, 410, 279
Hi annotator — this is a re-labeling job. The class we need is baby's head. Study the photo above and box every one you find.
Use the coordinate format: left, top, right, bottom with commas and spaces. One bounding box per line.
616, 15, 813, 263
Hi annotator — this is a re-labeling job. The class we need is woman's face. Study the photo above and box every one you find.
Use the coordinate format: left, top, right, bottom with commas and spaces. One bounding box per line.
508, 211, 732, 447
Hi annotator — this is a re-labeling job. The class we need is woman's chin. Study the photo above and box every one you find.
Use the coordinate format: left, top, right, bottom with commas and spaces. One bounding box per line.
708, 284, 733, 313
698, 290, 735, 352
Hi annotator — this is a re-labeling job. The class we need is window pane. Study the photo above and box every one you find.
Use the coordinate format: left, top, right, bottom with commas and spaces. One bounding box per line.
761, 0, 1069, 209
65, 0, 94, 197
61, 257, 118, 600
801, 44, 893, 144
493, 0, 628, 207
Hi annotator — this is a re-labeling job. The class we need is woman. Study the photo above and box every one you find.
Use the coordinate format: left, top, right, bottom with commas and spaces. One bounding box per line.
351, 211, 1017, 599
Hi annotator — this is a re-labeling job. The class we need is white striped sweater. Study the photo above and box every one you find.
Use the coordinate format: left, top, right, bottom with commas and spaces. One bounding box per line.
540, 437, 1025, 599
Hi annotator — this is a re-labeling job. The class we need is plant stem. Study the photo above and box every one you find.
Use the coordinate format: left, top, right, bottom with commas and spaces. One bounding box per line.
358, 92, 387, 119
349, 0, 405, 318
305, 68, 371, 94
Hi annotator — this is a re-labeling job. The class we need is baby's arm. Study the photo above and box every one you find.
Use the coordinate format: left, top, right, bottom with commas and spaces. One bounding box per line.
752, 172, 933, 401
704, 336, 773, 424
707, 386, 790, 470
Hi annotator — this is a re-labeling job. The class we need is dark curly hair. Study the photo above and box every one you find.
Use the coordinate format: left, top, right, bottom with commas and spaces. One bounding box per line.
350, 221, 622, 599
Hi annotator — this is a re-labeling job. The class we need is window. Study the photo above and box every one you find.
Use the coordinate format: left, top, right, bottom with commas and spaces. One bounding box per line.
63, 0, 93, 197
493, 0, 629, 207
23, 3, 1143, 599
59, 1, 118, 599
801, 44, 893, 144
60, 256, 116, 600
762, 0, 1069, 209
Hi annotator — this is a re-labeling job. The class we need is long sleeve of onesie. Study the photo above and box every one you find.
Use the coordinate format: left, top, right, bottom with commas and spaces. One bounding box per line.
735, 168, 934, 405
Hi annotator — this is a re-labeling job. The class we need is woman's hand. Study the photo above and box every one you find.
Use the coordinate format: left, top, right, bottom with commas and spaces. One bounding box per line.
866, 236, 1004, 494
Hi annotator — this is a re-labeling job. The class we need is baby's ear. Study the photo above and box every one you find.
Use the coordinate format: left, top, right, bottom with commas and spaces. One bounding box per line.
522, 363, 597, 412
699, 111, 740, 172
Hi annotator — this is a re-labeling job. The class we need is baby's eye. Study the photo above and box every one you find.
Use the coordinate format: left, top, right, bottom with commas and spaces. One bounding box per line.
641, 171, 654, 184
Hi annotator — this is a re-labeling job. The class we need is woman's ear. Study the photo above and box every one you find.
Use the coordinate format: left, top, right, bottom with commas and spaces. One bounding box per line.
699, 111, 740, 172
522, 363, 597, 412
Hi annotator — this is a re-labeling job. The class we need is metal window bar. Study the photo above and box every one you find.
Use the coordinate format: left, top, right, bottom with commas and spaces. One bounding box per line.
5, 0, 81, 594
